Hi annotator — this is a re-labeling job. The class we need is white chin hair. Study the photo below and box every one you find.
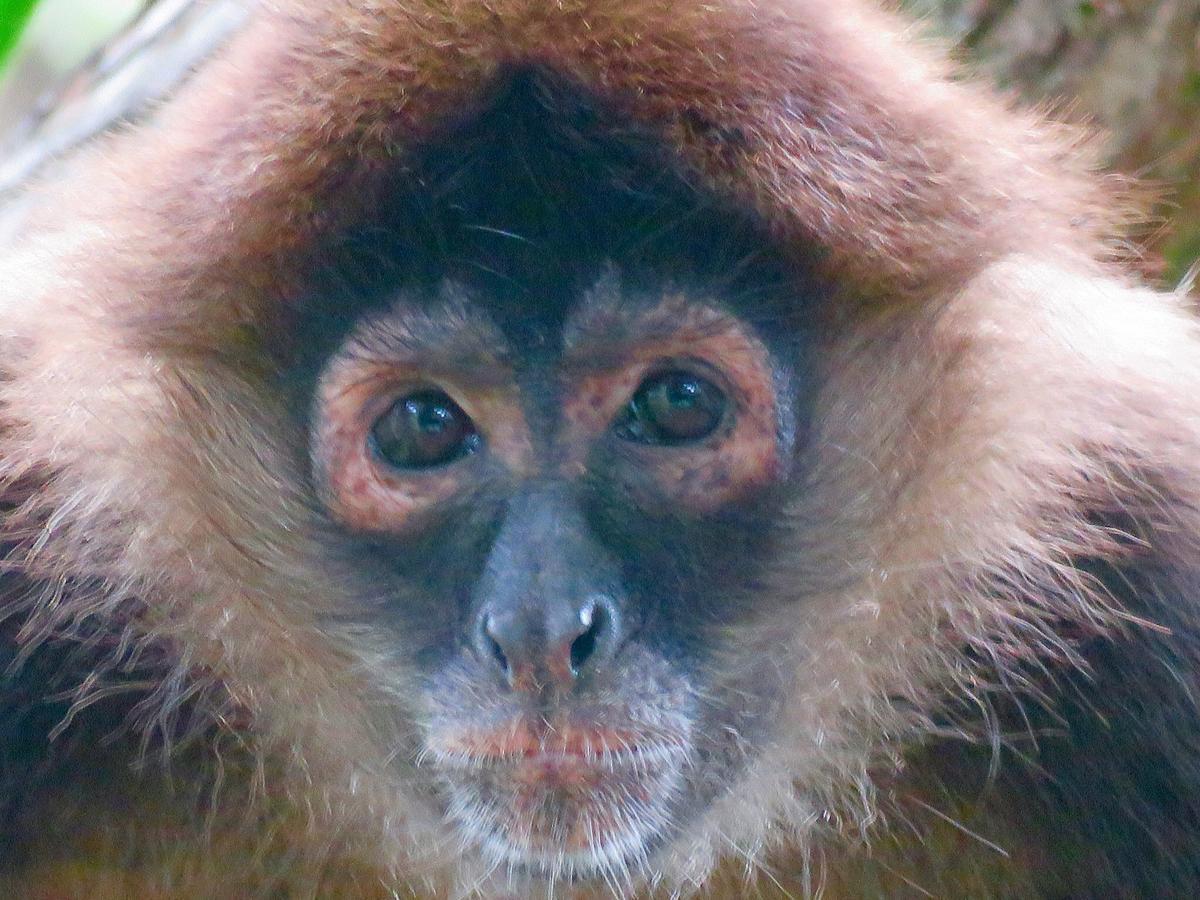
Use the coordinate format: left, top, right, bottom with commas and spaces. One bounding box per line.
441, 759, 687, 888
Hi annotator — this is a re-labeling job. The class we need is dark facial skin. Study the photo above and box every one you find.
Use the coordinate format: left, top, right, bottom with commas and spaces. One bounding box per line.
282, 71, 819, 882
309, 275, 800, 877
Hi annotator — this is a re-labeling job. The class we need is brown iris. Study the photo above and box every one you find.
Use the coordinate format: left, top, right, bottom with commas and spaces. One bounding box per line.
614, 370, 728, 446
370, 390, 481, 469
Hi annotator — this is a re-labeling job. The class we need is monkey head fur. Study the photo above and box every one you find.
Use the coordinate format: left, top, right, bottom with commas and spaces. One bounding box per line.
2, 1, 1200, 897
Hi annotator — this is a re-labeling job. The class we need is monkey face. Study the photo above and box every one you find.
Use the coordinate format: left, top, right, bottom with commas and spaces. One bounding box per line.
11, 1, 1200, 896
219, 74, 831, 890
303, 274, 802, 880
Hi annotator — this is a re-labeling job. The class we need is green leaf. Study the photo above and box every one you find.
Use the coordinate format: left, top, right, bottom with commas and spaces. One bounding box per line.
0, 0, 39, 72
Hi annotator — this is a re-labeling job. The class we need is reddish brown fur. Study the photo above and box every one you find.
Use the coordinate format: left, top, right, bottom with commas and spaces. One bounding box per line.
1, 0, 1199, 898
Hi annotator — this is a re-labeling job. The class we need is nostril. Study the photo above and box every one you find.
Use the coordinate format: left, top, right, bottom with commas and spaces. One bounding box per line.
488, 635, 508, 674
569, 601, 607, 675
483, 615, 510, 675
477, 598, 618, 688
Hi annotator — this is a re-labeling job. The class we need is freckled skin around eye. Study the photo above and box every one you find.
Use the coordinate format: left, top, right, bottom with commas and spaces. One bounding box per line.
313, 293, 783, 533
559, 313, 781, 511
311, 355, 531, 532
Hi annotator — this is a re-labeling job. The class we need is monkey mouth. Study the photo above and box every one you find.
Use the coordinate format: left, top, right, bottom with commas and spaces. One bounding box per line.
426, 718, 691, 878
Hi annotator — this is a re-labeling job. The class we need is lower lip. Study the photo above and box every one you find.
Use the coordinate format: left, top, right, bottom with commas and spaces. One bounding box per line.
460, 758, 663, 854
431, 730, 689, 867
515, 753, 597, 778
443, 740, 675, 806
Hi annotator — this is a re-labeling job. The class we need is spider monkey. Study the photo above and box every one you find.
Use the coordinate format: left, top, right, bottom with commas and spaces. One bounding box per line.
1, 1, 1199, 897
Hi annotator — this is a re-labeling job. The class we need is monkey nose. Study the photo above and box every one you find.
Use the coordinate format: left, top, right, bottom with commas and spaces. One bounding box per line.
476, 596, 617, 692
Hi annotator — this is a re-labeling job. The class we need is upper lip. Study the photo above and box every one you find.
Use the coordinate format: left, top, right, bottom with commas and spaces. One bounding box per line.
426, 719, 688, 770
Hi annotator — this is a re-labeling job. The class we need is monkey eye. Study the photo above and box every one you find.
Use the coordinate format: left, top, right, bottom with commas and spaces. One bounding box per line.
614, 370, 728, 446
369, 390, 481, 469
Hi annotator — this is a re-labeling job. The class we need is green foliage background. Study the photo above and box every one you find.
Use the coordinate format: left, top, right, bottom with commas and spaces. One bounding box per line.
0, 0, 37, 71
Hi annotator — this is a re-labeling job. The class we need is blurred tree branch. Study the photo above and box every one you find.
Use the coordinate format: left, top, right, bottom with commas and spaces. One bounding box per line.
0, 0, 245, 236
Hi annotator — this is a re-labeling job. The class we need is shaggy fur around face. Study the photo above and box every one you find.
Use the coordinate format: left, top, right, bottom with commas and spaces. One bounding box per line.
1, 1, 1200, 898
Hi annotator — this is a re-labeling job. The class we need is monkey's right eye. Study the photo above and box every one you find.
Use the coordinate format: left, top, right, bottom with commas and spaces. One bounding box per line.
614, 370, 728, 446
369, 390, 481, 470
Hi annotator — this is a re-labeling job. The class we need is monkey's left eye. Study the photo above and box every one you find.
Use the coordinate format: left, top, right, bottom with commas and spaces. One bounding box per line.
614, 370, 729, 446
369, 390, 481, 470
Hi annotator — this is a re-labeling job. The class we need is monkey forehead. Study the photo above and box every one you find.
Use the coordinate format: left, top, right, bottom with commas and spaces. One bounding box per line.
24, 0, 1121, 350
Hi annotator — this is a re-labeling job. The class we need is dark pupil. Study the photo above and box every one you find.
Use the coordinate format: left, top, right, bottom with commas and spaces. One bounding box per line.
616, 371, 727, 445
370, 390, 479, 469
